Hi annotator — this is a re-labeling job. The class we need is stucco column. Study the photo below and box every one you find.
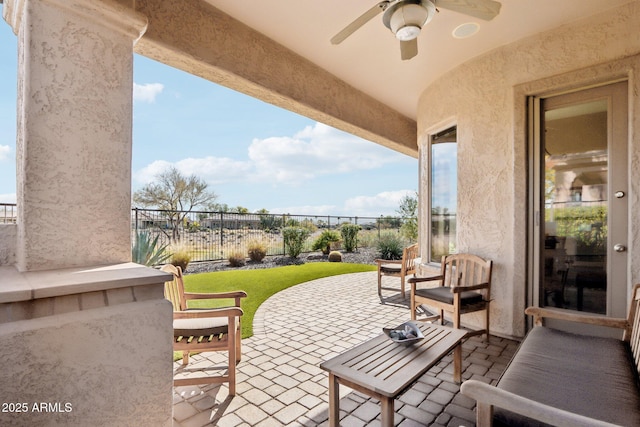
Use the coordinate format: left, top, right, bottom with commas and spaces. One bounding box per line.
3, 0, 146, 271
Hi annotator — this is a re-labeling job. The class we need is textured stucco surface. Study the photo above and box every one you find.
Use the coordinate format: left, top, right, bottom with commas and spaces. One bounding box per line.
0, 225, 16, 266
10, 0, 146, 271
417, 2, 640, 338
133, 0, 417, 157
0, 299, 173, 426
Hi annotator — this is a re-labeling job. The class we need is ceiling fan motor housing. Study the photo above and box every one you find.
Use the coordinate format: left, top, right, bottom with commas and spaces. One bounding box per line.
383, 0, 436, 41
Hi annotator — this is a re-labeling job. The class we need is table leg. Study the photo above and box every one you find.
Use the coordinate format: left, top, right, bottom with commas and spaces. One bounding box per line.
380, 397, 394, 427
328, 373, 340, 427
453, 343, 462, 384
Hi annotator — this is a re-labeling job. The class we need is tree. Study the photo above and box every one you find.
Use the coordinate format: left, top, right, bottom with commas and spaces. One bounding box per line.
133, 166, 217, 241
397, 192, 418, 241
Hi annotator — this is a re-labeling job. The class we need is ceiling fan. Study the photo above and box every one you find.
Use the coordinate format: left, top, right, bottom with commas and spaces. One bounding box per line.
330, 0, 502, 60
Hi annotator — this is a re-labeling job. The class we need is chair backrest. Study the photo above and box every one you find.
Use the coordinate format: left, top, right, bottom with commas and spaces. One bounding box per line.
403, 244, 420, 275
160, 264, 187, 312
440, 253, 493, 294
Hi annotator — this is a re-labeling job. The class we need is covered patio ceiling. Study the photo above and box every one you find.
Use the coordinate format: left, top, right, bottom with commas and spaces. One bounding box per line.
133, 0, 633, 156
202, 0, 632, 120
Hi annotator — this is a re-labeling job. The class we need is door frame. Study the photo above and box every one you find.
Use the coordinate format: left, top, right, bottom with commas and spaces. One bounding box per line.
527, 81, 629, 334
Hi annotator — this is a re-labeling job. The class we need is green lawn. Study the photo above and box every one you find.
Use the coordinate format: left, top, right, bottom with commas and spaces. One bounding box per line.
183, 262, 376, 338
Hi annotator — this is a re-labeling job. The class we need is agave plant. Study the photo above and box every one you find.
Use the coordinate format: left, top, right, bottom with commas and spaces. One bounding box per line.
132, 231, 172, 266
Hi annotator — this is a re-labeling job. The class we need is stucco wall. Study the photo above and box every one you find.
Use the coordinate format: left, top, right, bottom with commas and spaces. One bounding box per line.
0, 299, 173, 426
417, 2, 640, 338
0, 225, 16, 266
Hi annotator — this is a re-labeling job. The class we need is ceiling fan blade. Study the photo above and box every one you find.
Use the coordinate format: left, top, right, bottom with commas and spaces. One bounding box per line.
434, 0, 501, 21
330, 1, 391, 45
400, 39, 418, 60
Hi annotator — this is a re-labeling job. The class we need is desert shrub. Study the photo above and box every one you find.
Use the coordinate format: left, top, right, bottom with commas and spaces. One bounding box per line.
357, 230, 378, 248
376, 232, 404, 260
228, 250, 246, 267
311, 230, 341, 254
340, 224, 361, 252
282, 226, 311, 258
328, 251, 342, 262
247, 239, 267, 262
132, 231, 171, 266
170, 248, 192, 273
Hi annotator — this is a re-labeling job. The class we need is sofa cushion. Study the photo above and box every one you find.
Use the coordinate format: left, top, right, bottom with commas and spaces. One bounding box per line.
495, 326, 640, 426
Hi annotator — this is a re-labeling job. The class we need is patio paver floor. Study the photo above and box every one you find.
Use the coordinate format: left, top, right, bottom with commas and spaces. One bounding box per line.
172, 271, 519, 426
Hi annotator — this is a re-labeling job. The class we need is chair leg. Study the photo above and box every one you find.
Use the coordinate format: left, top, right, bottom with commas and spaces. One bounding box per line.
182, 351, 189, 365
439, 309, 445, 325
228, 318, 237, 396
236, 325, 242, 363
377, 270, 382, 296
454, 311, 461, 329
228, 349, 236, 396
400, 276, 406, 300
410, 293, 417, 321
485, 306, 491, 343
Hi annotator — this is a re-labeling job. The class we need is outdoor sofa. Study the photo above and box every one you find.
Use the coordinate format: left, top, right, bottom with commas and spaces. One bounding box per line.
461, 283, 640, 426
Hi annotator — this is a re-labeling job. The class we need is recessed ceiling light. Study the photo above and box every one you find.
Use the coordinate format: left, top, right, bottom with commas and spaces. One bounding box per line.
452, 22, 480, 39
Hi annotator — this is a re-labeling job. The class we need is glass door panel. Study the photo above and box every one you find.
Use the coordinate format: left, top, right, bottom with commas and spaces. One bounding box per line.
539, 81, 628, 321
542, 100, 608, 314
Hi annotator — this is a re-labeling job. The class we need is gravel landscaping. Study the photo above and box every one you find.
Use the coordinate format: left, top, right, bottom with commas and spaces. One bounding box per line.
184, 246, 379, 275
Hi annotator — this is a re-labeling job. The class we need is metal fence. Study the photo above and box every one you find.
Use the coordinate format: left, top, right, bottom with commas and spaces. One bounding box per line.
132, 208, 405, 262
0, 203, 17, 224
0, 203, 406, 262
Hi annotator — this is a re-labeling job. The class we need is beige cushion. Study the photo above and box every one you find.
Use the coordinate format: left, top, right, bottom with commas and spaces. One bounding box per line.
173, 311, 234, 337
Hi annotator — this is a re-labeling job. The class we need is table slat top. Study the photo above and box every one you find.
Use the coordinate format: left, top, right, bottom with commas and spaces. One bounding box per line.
320, 322, 466, 397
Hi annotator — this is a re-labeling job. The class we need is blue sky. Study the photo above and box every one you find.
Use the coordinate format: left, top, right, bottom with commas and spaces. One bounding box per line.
0, 23, 418, 217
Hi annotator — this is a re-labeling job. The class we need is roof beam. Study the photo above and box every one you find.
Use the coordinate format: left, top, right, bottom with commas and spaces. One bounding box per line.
134, 0, 417, 157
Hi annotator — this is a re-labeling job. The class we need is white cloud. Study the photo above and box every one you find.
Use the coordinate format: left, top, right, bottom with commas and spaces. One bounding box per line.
267, 204, 337, 216
247, 122, 406, 183
270, 189, 415, 218
133, 83, 164, 103
343, 190, 415, 217
134, 121, 409, 188
0, 193, 16, 203
0, 144, 10, 161
132, 157, 251, 186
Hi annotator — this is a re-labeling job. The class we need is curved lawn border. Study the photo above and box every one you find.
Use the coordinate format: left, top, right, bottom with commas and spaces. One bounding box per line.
183, 262, 377, 338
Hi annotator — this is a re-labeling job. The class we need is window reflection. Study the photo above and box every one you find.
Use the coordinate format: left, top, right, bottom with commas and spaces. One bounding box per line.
430, 127, 457, 263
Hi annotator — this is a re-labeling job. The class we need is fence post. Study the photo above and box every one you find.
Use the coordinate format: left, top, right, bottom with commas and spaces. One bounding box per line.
282, 214, 286, 256
219, 212, 224, 257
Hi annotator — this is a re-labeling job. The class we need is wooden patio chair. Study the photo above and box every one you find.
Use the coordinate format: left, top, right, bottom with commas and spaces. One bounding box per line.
161, 264, 247, 394
410, 253, 493, 339
376, 243, 419, 299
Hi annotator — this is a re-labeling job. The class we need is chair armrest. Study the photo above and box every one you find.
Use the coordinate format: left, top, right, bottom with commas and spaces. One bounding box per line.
451, 282, 490, 292
174, 307, 244, 319
408, 275, 444, 284
460, 380, 619, 427
375, 259, 402, 265
184, 290, 248, 300
525, 307, 628, 329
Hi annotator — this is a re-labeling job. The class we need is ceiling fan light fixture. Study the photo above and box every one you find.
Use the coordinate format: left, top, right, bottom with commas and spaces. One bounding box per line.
389, 3, 430, 41
395, 25, 421, 41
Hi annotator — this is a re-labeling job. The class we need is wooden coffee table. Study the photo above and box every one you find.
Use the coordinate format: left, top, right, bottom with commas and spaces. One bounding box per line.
320, 322, 466, 427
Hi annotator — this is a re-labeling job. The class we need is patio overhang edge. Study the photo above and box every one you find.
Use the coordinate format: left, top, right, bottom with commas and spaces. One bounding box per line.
133, 0, 417, 158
